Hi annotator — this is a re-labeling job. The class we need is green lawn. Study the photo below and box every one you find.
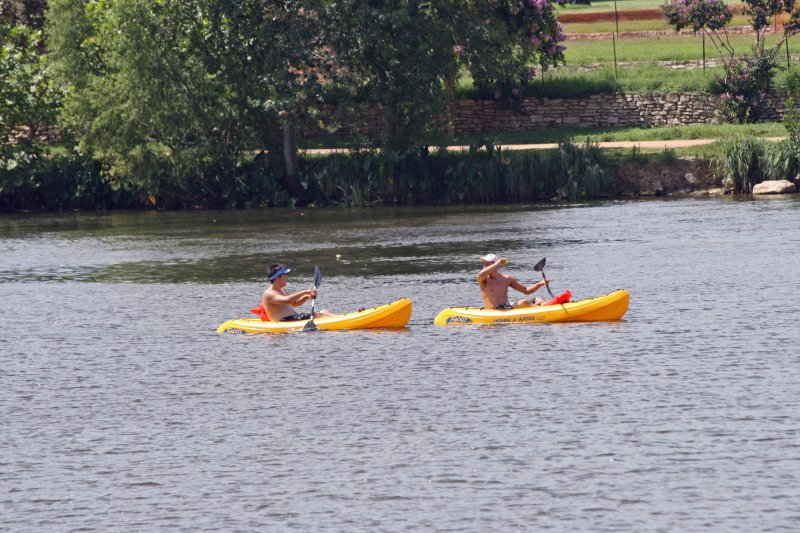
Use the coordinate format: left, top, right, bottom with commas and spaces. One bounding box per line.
556, 0, 740, 14
563, 19, 680, 33
439, 122, 785, 144
538, 64, 720, 94
564, 33, 800, 64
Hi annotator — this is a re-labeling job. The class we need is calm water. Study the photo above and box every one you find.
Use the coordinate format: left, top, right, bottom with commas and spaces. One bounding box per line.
2, 199, 799, 532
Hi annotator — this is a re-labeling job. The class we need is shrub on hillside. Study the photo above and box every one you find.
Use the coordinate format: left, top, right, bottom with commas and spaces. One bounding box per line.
710, 50, 778, 123
771, 72, 800, 183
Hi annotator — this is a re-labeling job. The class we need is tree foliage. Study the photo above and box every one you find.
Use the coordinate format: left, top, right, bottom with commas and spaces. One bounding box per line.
1, 0, 48, 28
332, 0, 567, 150
1, 24, 62, 188
46, 0, 345, 201
40, 0, 568, 205
459, 0, 567, 100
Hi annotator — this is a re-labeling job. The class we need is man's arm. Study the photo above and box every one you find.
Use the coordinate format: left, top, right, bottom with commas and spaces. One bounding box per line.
263, 289, 316, 307
288, 289, 316, 306
477, 258, 507, 282
509, 278, 549, 295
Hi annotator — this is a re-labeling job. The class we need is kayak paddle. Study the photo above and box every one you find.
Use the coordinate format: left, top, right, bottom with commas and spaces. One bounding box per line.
303, 265, 323, 332
533, 257, 555, 298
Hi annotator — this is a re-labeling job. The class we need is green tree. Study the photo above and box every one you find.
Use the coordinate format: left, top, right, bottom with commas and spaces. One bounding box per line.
1, 24, 62, 188
186, 0, 341, 201
44, 0, 569, 206
46, 0, 341, 205
47, 0, 265, 203
334, 1, 458, 154
334, 0, 567, 152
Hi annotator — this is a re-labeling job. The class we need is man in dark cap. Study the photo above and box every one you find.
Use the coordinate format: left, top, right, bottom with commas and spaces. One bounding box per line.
261, 263, 332, 321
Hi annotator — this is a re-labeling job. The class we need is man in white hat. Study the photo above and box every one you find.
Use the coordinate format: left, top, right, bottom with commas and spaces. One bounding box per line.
477, 254, 551, 309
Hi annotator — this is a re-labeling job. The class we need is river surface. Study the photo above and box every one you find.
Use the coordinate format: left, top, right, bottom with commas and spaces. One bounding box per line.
2, 198, 799, 532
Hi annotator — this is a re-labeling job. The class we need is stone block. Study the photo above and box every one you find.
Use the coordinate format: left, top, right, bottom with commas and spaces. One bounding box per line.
752, 180, 797, 194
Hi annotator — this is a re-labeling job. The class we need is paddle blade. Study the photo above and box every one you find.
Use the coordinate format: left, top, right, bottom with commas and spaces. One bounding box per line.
534, 257, 546, 272
302, 319, 319, 332
313, 265, 322, 289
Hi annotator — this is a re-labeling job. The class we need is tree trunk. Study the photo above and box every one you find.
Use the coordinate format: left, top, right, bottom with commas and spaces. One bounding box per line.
444, 75, 456, 137
382, 105, 398, 153
281, 118, 311, 205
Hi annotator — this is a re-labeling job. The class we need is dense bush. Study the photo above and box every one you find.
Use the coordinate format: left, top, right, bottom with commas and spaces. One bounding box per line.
0, 141, 614, 211
0, 151, 135, 211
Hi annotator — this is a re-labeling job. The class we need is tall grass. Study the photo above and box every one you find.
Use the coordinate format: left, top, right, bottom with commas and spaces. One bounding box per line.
714, 136, 773, 192
303, 141, 611, 206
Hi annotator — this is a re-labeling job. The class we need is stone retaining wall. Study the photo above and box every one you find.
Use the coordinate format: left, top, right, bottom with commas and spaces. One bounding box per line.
456, 93, 786, 131
304, 93, 787, 137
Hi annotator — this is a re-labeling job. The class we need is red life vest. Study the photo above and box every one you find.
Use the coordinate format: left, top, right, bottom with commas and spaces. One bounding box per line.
250, 304, 270, 322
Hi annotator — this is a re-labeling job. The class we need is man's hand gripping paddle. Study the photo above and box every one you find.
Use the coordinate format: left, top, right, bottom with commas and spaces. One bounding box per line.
534, 257, 555, 298
303, 265, 323, 332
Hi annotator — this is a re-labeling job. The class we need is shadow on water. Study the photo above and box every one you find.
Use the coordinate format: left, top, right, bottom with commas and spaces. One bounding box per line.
1, 204, 594, 283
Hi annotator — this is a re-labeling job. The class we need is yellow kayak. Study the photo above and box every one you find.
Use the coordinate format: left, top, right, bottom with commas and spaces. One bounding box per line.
217, 298, 412, 334
433, 290, 629, 325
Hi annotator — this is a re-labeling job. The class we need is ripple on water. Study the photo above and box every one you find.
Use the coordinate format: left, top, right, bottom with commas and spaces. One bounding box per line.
1, 199, 800, 531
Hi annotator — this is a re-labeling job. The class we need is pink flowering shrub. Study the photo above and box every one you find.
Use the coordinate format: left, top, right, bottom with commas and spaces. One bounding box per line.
468, 0, 567, 105
710, 50, 777, 122
661, 0, 732, 31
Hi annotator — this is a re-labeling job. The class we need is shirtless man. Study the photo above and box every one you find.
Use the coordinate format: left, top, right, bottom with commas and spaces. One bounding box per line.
477, 254, 551, 310
261, 263, 333, 322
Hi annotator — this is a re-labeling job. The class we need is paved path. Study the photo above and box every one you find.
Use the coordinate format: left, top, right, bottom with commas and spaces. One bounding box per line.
483, 137, 786, 151
302, 137, 786, 155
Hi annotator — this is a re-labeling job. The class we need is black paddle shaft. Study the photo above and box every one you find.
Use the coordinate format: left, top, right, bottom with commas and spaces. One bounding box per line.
534, 257, 555, 298
303, 266, 323, 332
